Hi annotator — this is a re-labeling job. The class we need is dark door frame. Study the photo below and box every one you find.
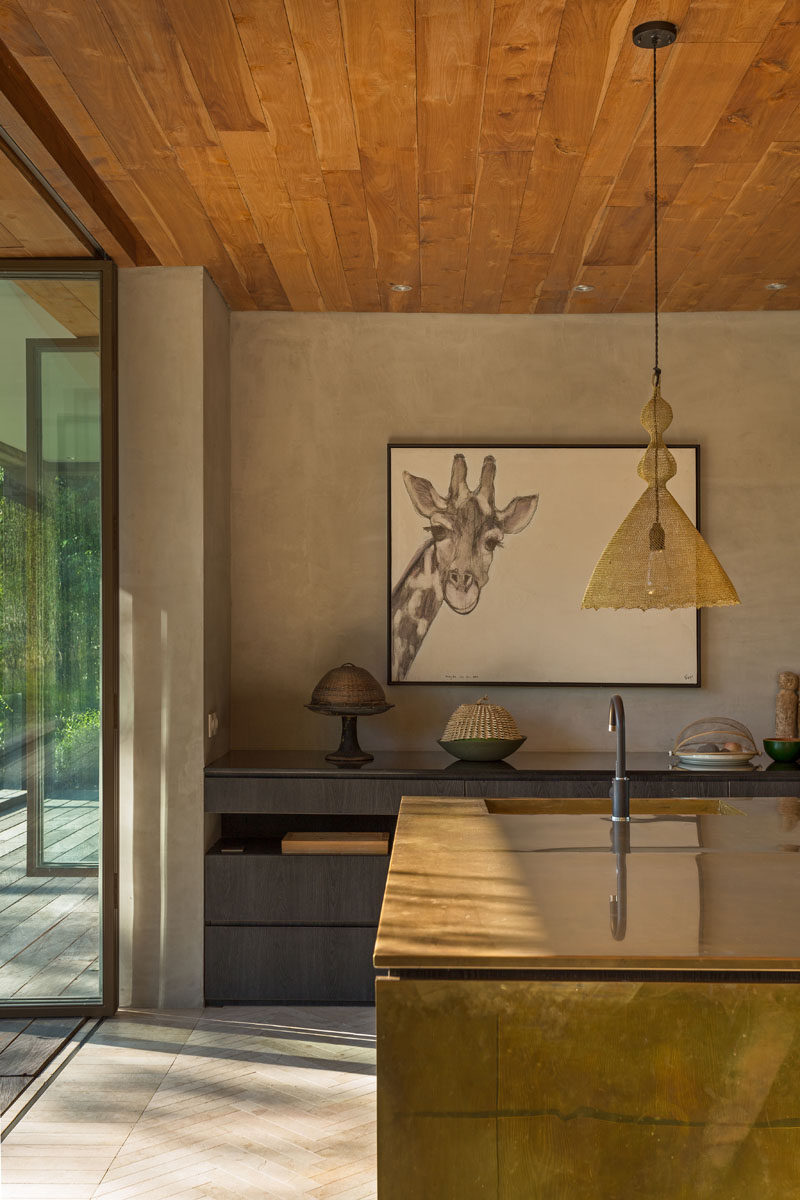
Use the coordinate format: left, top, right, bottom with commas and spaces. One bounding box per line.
0, 259, 117, 1018
25, 335, 101, 878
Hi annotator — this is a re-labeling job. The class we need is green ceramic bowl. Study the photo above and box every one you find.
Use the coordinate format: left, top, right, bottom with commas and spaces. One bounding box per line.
438, 736, 525, 762
763, 738, 800, 763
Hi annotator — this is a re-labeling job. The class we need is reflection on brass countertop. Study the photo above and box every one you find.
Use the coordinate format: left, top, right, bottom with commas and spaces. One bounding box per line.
373, 795, 800, 972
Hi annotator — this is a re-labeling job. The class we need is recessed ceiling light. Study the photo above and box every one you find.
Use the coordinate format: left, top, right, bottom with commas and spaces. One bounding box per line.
573, 284, 595, 293
766, 282, 787, 290
390, 283, 412, 292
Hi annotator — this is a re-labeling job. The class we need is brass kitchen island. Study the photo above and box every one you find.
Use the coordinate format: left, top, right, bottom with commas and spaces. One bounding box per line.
374, 795, 800, 1199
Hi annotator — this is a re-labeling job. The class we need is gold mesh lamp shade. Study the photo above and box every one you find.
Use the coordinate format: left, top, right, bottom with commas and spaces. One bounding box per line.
582, 377, 739, 610
582, 19, 739, 613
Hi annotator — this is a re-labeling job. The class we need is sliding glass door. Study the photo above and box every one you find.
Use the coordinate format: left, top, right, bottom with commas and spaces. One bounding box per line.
0, 262, 116, 1014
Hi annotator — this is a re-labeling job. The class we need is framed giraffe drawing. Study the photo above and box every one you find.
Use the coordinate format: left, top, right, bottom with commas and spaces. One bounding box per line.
387, 444, 700, 686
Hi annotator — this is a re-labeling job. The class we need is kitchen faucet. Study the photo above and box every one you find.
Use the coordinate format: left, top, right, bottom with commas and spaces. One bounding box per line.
608, 694, 630, 822
608, 694, 630, 940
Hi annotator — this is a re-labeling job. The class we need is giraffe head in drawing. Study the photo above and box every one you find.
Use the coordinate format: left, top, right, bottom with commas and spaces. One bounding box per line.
391, 454, 539, 680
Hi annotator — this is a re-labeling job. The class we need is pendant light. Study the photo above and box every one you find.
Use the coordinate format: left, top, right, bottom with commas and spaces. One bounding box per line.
582, 21, 739, 611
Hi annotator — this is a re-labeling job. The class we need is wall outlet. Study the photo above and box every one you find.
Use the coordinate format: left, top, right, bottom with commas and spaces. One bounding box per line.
207, 711, 219, 738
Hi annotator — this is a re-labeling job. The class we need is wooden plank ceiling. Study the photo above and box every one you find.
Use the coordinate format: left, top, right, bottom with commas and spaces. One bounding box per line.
0, 0, 799, 313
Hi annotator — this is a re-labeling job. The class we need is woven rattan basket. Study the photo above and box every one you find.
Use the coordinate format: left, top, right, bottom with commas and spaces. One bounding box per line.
309, 662, 387, 709
442, 697, 522, 742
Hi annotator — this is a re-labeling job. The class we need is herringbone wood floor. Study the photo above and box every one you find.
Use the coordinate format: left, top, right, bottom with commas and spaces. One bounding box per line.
0, 1007, 377, 1199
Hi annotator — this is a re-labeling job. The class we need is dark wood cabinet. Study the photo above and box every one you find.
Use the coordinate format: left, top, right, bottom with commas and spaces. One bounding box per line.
205, 751, 800, 1005
205, 926, 379, 1004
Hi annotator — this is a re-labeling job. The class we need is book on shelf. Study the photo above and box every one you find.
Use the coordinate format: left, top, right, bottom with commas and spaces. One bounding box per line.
281, 831, 389, 855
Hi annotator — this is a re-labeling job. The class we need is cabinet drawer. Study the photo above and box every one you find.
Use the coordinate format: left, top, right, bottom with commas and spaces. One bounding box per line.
205, 852, 389, 924
205, 925, 378, 1004
205, 775, 464, 814
464, 781, 609, 800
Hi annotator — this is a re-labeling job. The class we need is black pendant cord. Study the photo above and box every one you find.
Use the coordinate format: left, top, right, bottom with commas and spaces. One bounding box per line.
651, 34, 661, 534
652, 36, 660, 382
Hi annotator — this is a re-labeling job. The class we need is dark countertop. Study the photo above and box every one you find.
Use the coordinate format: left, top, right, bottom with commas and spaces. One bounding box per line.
374, 795, 800, 974
206, 749, 799, 779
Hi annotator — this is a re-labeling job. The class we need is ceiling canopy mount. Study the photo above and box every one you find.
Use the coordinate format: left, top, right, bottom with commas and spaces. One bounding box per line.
631, 20, 677, 49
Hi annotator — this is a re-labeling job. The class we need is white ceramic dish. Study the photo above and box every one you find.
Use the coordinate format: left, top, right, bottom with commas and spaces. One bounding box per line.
673, 751, 756, 769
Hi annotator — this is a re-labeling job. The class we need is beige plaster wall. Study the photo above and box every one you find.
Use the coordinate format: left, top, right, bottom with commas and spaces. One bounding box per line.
230, 311, 799, 754
203, 272, 231, 768
119, 267, 229, 1008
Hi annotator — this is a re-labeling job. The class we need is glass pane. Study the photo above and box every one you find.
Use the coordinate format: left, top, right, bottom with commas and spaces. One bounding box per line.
0, 277, 104, 1004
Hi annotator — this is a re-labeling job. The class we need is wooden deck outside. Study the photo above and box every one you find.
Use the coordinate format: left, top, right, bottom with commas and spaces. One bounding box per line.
0, 794, 100, 1002
0, 1016, 83, 1113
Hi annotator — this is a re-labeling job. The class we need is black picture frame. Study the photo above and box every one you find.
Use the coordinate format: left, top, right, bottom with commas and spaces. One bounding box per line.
387, 442, 701, 688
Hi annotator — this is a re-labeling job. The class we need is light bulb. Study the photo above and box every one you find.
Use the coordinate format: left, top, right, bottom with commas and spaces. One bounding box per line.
646, 521, 668, 598
646, 548, 669, 597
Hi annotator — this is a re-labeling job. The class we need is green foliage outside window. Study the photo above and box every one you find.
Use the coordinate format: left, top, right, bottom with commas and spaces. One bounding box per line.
0, 462, 101, 793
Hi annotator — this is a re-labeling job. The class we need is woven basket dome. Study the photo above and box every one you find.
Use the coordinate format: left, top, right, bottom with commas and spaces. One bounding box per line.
310, 663, 386, 708
442, 697, 522, 742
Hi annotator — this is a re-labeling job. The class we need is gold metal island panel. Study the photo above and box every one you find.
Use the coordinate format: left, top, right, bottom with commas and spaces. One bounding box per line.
377, 977, 800, 1200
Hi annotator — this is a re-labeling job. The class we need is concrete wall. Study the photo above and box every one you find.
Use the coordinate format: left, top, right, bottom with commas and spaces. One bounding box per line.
119, 267, 229, 1009
203, 277, 231, 754
229, 311, 799, 754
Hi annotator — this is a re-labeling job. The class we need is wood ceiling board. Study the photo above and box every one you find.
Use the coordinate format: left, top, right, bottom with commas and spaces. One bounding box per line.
175, 144, 288, 309
727, 173, 800, 276
585, 203, 655, 268
15, 280, 98, 336
95, 0, 218, 148
725, 141, 800, 217
221, 130, 325, 311
0, 127, 96, 255
535, 173, 615, 311
323, 169, 381, 311
655, 40, 763, 147
679, 0, 788, 43
0, 151, 88, 256
511, 0, 637, 261
613, 246, 656, 310
230, 0, 327, 203
340, 0, 419, 309
580, 0, 690, 178
420, 193, 473, 311
2, 0, 799, 313
734, 274, 800, 307
607, 144, 696, 207
0, 93, 135, 265
0, 219, 23, 248
567, 264, 635, 311
417, 0, 492, 311
676, 13, 800, 165
62, 278, 101, 318
663, 138, 800, 302
229, 0, 355, 310
0, 40, 155, 265
359, 150, 421, 309
291, 195, 354, 310
669, 160, 755, 218
479, 0, 566, 152
462, 150, 530, 312
416, 0, 492, 198
695, 21, 800, 166
127, 161, 258, 308
339, 0, 418, 151
160, 0, 266, 133
615, 208, 718, 310
283, 0, 360, 172
499, 252, 552, 312
16, 0, 180, 172
0, 1, 47, 57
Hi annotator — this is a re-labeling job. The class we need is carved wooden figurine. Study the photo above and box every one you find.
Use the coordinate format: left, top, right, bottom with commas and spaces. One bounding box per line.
775, 671, 799, 738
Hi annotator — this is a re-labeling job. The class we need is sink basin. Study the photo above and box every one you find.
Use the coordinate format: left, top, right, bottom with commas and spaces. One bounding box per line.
482, 796, 745, 816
